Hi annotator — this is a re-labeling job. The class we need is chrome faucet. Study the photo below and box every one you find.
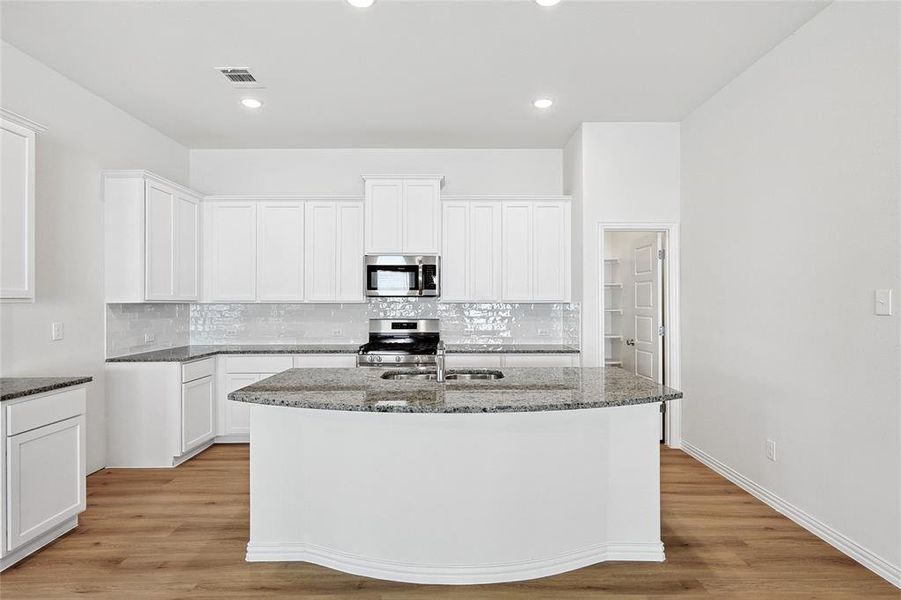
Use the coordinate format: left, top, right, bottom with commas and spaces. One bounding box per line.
435, 340, 447, 383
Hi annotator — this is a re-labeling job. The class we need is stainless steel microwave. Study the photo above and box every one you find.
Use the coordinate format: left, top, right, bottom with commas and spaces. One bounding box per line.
365, 255, 440, 297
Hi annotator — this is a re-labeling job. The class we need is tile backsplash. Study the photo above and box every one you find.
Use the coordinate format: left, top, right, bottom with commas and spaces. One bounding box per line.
107, 300, 580, 356
106, 303, 191, 357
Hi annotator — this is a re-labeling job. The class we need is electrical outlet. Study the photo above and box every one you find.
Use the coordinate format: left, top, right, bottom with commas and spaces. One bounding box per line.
144, 332, 156, 344
537, 329, 550, 337
51, 322, 64, 341
332, 329, 343, 337
766, 439, 777, 462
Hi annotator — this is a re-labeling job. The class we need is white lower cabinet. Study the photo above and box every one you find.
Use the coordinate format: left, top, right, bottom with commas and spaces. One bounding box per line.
107, 358, 217, 467
1, 385, 87, 571
217, 354, 356, 441
222, 373, 260, 438
181, 375, 215, 453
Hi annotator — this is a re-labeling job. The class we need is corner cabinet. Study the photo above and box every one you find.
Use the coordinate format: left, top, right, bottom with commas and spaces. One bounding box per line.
1, 110, 45, 302
364, 175, 443, 254
104, 171, 202, 302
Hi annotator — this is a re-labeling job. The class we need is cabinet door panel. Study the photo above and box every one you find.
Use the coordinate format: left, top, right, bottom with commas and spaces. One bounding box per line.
175, 194, 199, 300
208, 202, 256, 301
257, 202, 304, 301
469, 202, 501, 301
145, 181, 175, 300
533, 202, 567, 302
336, 202, 364, 302
182, 376, 214, 452
223, 373, 259, 436
365, 180, 403, 253
501, 202, 532, 301
0, 121, 34, 299
504, 354, 575, 367
305, 202, 337, 301
7, 416, 85, 551
440, 202, 468, 301
403, 179, 440, 253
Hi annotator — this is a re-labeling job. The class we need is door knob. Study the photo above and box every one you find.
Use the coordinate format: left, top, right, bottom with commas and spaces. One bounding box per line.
625, 339, 636, 346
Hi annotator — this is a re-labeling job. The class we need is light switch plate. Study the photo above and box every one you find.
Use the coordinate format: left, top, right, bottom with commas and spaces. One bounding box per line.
51, 322, 64, 341
875, 289, 893, 316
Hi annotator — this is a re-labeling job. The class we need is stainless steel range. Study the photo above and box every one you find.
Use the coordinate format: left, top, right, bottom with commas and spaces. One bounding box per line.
357, 318, 440, 367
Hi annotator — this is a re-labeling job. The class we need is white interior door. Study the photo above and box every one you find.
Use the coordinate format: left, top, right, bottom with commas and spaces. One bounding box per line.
627, 233, 662, 382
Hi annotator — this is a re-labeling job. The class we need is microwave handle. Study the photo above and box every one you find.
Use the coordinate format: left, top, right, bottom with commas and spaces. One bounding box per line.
417, 261, 424, 296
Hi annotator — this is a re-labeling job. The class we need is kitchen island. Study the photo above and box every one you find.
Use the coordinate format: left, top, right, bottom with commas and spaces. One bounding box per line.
230, 367, 682, 584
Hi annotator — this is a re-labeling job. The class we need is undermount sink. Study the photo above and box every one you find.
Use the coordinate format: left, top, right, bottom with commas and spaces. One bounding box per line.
380, 369, 504, 381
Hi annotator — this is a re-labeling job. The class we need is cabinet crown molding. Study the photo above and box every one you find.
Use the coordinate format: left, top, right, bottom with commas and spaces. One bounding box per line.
362, 174, 445, 188
0, 108, 47, 133
102, 170, 203, 200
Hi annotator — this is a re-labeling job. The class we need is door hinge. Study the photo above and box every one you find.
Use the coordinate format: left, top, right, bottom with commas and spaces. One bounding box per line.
658, 325, 666, 337
658, 248, 666, 260
660, 402, 666, 414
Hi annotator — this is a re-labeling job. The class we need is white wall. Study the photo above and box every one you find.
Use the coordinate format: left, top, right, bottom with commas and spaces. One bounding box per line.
565, 123, 681, 366
190, 148, 563, 196
0, 41, 189, 472
681, 2, 900, 584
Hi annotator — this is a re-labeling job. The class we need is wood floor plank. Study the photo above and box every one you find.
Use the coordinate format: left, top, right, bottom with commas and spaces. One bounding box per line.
0, 444, 896, 598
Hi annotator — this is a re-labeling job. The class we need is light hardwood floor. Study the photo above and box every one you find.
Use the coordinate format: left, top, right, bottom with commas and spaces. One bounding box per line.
0, 445, 896, 599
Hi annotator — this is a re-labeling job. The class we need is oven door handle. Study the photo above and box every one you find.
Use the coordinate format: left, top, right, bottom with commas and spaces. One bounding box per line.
417, 261, 424, 296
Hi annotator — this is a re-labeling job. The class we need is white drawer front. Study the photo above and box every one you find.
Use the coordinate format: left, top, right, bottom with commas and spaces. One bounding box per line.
6, 387, 87, 436
225, 356, 294, 374
293, 355, 356, 368
503, 355, 575, 368
181, 357, 216, 383
445, 354, 504, 368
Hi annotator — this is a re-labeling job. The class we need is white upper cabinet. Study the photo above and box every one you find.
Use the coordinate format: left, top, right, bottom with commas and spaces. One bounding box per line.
402, 179, 441, 254
532, 202, 569, 301
144, 181, 176, 300
257, 201, 304, 302
441, 200, 502, 302
364, 175, 443, 254
204, 201, 257, 302
105, 171, 202, 302
501, 198, 570, 303
305, 201, 364, 303
441, 201, 469, 301
304, 201, 338, 302
336, 202, 364, 302
1, 110, 44, 302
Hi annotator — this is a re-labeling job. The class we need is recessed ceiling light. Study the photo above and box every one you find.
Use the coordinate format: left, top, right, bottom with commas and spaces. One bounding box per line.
347, 0, 375, 7
535, 0, 561, 6
533, 98, 553, 109
241, 98, 263, 109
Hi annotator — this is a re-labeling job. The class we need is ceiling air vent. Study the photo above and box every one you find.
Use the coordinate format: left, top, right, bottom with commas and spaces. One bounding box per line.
216, 67, 263, 88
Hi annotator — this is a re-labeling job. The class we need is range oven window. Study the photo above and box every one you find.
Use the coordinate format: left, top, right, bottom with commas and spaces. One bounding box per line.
368, 266, 417, 293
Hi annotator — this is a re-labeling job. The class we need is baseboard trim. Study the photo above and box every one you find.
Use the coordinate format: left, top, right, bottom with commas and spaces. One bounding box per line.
682, 441, 901, 589
0, 516, 78, 572
245, 540, 665, 585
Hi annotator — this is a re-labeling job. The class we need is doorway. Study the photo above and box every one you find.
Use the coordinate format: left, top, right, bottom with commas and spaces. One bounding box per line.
600, 224, 681, 447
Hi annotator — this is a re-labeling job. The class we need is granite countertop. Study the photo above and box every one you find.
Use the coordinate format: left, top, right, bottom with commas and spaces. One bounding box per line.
1, 377, 93, 402
229, 367, 681, 414
106, 343, 581, 362
106, 344, 362, 362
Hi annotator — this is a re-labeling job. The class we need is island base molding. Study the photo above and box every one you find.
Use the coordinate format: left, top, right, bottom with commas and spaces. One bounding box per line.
247, 403, 664, 585
245, 540, 665, 585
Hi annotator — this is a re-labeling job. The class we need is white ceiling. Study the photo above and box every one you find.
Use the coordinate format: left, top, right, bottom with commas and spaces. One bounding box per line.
0, 1, 827, 148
